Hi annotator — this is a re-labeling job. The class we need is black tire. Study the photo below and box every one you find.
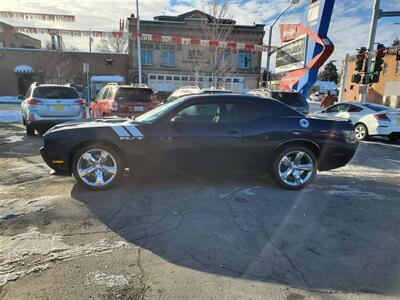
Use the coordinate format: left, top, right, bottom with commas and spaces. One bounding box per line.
22, 115, 26, 126
272, 146, 318, 190
72, 143, 122, 190
354, 123, 368, 141
26, 123, 35, 136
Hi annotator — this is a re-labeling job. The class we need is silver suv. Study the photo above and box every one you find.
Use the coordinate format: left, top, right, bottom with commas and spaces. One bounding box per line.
21, 83, 86, 135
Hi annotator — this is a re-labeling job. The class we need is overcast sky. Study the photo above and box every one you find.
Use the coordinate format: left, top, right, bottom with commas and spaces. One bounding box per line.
1, 0, 399, 70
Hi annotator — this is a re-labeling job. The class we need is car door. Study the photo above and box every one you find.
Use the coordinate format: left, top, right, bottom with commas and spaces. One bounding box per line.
346, 104, 364, 125
144, 100, 243, 173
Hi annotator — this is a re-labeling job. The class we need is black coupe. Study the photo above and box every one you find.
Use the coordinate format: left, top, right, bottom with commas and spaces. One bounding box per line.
40, 94, 358, 190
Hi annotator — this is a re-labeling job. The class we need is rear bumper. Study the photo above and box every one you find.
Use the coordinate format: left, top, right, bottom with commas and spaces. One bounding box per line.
28, 115, 85, 129
318, 142, 359, 171
373, 125, 400, 136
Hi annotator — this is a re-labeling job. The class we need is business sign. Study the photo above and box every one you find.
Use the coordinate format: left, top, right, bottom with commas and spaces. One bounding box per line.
275, 35, 307, 73
279, 24, 299, 42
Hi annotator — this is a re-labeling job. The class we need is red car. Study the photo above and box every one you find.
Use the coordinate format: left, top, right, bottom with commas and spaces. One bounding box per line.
90, 84, 158, 118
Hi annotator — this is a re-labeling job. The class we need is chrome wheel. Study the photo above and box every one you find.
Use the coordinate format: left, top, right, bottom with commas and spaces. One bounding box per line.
355, 124, 367, 141
278, 151, 314, 187
77, 149, 117, 187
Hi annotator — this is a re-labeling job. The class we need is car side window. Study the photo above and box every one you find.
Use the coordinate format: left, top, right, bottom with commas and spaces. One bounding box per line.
96, 88, 104, 100
239, 102, 269, 122
176, 102, 239, 124
337, 104, 350, 112
326, 105, 339, 113
102, 88, 110, 100
348, 105, 363, 112
107, 88, 114, 100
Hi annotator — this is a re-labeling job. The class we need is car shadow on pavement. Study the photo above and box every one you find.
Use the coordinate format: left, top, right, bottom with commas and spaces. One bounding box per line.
71, 174, 400, 296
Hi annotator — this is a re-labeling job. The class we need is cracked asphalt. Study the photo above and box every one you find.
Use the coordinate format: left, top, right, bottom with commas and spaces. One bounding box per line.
1, 123, 400, 300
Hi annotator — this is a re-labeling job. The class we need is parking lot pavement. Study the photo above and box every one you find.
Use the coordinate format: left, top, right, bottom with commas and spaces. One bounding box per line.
0, 123, 400, 299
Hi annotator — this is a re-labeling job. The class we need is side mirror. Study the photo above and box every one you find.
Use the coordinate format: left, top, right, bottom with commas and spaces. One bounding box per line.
170, 115, 186, 126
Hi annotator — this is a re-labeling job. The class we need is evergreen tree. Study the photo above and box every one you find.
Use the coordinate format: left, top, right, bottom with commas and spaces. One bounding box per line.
318, 61, 339, 84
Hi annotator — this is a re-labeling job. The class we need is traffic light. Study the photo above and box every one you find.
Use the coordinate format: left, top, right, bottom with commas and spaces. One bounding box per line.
262, 70, 268, 82
351, 74, 362, 84
372, 43, 386, 73
396, 50, 400, 61
355, 47, 367, 72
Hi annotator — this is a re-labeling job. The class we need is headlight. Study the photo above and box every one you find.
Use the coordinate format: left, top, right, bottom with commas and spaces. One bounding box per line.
343, 130, 358, 144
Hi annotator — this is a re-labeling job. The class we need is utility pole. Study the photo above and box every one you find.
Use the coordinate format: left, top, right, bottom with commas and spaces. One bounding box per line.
89, 29, 92, 52
136, 0, 142, 84
359, 0, 400, 101
339, 54, 349, 103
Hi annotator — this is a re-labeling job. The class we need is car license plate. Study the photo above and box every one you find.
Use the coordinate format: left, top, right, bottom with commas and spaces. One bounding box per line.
54, 105, 64, 111
134, 106, 144, 112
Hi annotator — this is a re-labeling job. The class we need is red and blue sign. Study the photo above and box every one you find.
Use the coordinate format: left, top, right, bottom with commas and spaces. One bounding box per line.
278, 0, 335, 97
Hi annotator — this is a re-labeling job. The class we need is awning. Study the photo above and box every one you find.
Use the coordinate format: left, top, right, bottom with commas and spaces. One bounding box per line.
90, 75, 124, 83
14, 65, 34, 74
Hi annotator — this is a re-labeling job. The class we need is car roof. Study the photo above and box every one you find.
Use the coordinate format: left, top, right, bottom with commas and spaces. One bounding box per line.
34, 84, 75, 88
180, 93, 273, 103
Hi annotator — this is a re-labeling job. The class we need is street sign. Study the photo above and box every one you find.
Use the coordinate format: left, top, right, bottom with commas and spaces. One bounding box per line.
275, 35, 307, 73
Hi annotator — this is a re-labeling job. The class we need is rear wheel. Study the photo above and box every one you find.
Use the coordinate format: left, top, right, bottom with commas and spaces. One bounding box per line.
354, 123, 368, 141
72, 144, 122, 190
272, 146, 317, 190
26, 123, 35, 135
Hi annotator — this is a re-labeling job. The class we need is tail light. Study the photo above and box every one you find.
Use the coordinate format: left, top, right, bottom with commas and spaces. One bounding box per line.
26, 98, 42, 105
74, 99, 85, 106
373, 114, 389, 121
111, 101, 119, 111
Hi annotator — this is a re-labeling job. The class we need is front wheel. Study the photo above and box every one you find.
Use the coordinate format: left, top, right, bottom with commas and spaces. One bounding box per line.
354, 123, 368, 141
72, 144, 122, 190
272, 146, 317, 190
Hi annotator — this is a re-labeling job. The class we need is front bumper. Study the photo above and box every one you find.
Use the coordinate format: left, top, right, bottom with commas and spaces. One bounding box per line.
40, 146, 70, 175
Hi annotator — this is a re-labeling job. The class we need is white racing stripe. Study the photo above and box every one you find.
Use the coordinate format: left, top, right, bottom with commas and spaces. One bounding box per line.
111, 125, 144, 140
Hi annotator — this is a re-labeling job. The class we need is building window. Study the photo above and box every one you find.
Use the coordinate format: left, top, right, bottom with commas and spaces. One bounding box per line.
383, 62, 388, 76
237, 51, 251, 69
161, 45, 176, 66
10, 43, 15, 48
141, 44, 153, 65
0, 41, 5, 48
396, 61, 400, 76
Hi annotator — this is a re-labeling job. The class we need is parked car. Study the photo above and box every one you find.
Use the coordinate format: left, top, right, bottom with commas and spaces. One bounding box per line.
90, 84, 158, 118
21, 83, 86, 135
165, 87, 232, 103
247, 89, 309, 115
314, 102, 400, 141
309, 92, 326, 102
40, 94, 358, 191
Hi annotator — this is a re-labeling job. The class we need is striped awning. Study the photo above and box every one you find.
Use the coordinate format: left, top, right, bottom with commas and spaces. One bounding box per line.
14, 65, 34, 73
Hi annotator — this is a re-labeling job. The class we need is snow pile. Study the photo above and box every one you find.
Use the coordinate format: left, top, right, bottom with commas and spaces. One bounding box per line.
85, 272, 131, 288
0, 196, 59, 221
3, 136, 24, 144
0, 110, 22, 123
0, 227, 129, 286
0, 96, 21, 104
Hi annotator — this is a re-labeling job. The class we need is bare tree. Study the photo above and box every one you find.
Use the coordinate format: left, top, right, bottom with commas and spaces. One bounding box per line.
33, 51, 74, 84
96, 34, 128, 54
187, 0, 236, 88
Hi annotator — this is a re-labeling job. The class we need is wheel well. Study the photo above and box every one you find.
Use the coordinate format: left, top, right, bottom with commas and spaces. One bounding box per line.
272, 140, 320, 164
68, 141, 127, 173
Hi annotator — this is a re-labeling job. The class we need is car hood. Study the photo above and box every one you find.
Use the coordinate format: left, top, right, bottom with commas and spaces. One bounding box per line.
47, 118, 143, 133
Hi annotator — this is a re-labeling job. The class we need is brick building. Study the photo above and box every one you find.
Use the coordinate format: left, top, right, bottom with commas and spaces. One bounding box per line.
128, 10, 265, 93
0, 22, 41, 49
341, 46, 400, 108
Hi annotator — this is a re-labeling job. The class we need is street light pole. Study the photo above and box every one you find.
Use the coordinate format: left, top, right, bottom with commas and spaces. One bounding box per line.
265, 0, 299, 88
136, 0, 142, 84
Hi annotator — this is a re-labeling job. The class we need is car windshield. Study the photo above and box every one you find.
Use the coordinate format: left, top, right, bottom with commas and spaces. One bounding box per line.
135, 98, 185, 123
271, 92, 306, 106
362, 103, 392, 112
33, 87, 79, 99
116, 88, 153, 103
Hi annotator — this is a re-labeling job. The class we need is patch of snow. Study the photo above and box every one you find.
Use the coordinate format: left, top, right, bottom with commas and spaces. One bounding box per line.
0, 97, 21, 104
322, 164, 400, 179
0, 110, 22, 123
0, 196, 59, 221
3, 135, 24, 144
85, 272, 131, 288
325, 186, 383, 199
0, 227, 129, 286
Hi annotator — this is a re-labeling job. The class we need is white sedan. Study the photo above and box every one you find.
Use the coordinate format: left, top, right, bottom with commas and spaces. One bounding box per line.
315, 102, 400, 141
